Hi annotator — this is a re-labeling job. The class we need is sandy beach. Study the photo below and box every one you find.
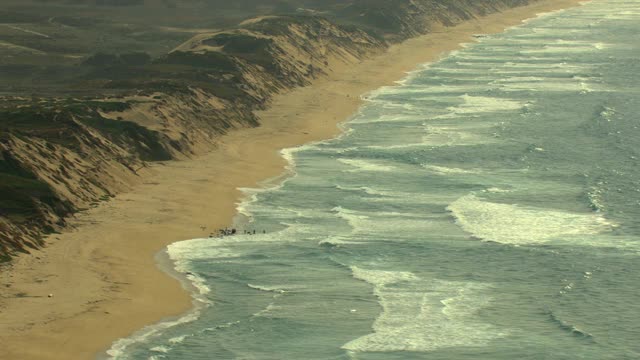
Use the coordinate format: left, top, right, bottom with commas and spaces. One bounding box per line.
0, 1, 586, 358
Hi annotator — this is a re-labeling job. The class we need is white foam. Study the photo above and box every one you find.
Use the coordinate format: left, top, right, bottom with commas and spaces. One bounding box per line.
495, 80, 609, 93
106, 297, 205, 360
331, 207, 446, 240
168, 335, 188, 344
392, 62, 435, 86
106, 246, 214, 359
343, 267, 504, 353
350, 267, 419, 285
252, 302, 282, 318
318, 237, 364, 246
498, 62, 592, 70
106, 226, 316, 356
234, 146, 308, 222
513, 28, 591, 38
150, 346, 170, 353
447, 193, 616, 245
421, 125, 495, 147
335, 184, 392, 196
603, 11, 640, 20
435, 95, 525, 119
338, 158, 396, 172
348, 113, 425, 125
422, 164, 477, 175
495, 76, 547, 83
371, 84, 485, 96
520, 43, 609, 55
483, 187, 512, 194
247, 283, 299, 294
165, 225, 311, 262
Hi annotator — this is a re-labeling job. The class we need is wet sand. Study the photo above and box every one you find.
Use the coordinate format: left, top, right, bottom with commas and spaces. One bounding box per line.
0, 1, 586, 358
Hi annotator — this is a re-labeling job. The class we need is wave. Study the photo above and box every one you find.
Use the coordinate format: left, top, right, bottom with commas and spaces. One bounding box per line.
331, 206, 437, 239
149, 346, 170, 353
334, 184, 392, 196
447, 193, 616, 246
519, 43, 609, 55
106, 225, 315, 357
246, 283, 302, 294
421, 125, 495, 147
348, 113, 425, 125
343, 267, 504, 353
546, 310, 596, 341
105, 244, 214, 359
596, 105, 616, 123
168, 335, 188, 344
436, 94, 526, 118
422, 164, 478, 175
368, 84, 487, 97
338, 158, 396, 172
318, 237, 364, 247
494, 80, 609, 93
587, 186, 606, 212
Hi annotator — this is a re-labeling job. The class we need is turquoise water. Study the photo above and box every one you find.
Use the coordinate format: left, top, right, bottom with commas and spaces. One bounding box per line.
108, 1, 640, 359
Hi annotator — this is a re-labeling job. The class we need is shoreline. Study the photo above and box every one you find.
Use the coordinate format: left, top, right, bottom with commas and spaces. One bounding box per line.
0, 1, 587, 358
101, 249, 211, 359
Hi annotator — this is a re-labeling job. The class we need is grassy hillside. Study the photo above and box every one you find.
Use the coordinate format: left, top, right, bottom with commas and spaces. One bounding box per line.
1, 0, 531, 94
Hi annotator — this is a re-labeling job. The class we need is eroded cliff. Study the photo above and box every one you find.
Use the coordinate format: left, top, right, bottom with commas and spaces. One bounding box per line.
0, 0, 535, 258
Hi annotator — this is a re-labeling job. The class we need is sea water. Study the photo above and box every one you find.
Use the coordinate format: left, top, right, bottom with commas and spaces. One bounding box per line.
107, 1, 640, 359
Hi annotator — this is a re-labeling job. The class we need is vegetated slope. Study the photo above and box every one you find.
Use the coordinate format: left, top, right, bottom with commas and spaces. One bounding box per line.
0, 0, 535, 258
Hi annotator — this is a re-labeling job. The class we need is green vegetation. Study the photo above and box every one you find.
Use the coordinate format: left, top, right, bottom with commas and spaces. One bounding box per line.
83, 52, 152, 67
156, 51, 237, 71
0, 0, 521, 95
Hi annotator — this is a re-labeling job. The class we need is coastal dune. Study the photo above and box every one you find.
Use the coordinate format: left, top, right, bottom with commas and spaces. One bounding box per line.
0, 0, 586, 358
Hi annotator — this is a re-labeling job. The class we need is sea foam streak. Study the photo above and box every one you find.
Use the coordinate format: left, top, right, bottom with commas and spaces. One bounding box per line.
433, 95, 525, 119
338, 158, 396, 172
343, 267, 504, 353
447, 193, 615, 245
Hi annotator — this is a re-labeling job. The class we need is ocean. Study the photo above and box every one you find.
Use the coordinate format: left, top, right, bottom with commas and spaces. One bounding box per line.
107, 1, 640, 359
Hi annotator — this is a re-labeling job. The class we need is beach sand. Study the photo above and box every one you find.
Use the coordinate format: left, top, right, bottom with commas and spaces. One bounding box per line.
0, 1, 586, 358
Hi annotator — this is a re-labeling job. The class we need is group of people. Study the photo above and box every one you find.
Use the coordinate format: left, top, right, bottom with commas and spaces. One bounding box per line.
209, 228, 266, 238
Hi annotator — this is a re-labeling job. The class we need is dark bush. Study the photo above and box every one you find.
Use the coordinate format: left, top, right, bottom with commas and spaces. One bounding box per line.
82, 52, 121, 67
120, 52, 152, 66
156, 51, 238, 72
